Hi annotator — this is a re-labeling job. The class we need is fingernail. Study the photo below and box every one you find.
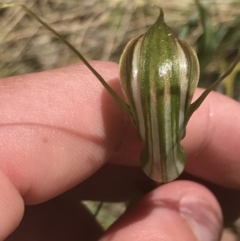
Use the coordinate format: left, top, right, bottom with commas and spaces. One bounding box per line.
180, 195, 222, 241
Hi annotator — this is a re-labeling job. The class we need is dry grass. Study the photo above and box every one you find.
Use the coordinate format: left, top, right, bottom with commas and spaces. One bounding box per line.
0, 0, 239, 77
0, 0, 240, 239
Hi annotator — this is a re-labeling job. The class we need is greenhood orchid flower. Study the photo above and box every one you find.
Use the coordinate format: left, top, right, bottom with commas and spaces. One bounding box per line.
119, 9, 199, 182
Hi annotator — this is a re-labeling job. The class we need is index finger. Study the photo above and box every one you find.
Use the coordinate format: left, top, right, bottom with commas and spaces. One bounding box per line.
0, 61, 239, 204
183, 89, 240, 189
0, 61, 126, 204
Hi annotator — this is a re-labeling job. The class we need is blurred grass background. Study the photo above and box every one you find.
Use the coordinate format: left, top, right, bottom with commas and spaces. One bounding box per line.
0, 0, 240, 240
0, 0, 239, 98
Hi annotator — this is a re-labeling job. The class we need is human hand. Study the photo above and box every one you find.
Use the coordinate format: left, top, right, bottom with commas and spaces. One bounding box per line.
1, 62, 240, 241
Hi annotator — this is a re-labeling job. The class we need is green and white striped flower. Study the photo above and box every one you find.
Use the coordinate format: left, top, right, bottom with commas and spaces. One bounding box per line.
119, 9, 199, 183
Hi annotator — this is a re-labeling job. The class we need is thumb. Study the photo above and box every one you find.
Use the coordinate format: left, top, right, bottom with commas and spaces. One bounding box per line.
100, 181, 222, 241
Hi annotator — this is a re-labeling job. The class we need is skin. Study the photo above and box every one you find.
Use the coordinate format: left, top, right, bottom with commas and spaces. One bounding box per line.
0, 61, 239, 241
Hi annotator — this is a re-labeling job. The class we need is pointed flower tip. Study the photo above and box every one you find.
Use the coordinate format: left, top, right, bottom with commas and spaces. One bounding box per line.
159, 7, 164, 19
151, 6, 165, 28
153, 5, 164, 21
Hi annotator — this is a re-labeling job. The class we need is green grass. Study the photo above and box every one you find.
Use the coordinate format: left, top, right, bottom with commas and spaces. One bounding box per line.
0, 0, 240, 239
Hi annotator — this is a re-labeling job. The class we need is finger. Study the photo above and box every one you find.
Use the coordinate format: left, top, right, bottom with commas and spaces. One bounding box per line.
180, 173, 240, 224
100, 181, 222, 241
183, 89, 240, 188
0, 170, 24, 240
0, 61, 127, 204
1, 62, 239, 205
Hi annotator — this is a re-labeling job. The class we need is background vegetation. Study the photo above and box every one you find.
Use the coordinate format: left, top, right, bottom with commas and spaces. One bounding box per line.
0, 0, 239, 240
